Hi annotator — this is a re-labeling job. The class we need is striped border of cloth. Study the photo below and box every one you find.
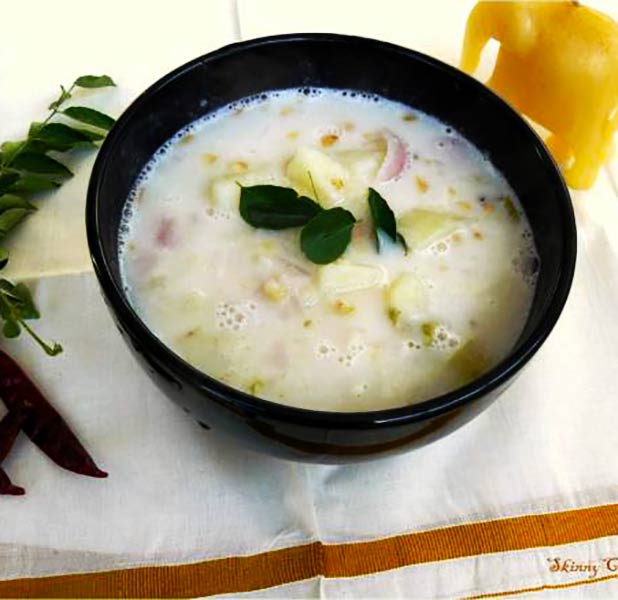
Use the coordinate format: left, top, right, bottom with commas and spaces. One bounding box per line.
0, 502, 617, 597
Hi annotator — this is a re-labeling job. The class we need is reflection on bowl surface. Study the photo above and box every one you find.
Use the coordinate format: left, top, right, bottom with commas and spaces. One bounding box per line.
87, 34, 576, 463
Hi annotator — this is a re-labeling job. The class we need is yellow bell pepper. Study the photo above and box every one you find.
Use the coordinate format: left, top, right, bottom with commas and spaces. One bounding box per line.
461, 1, 618, 190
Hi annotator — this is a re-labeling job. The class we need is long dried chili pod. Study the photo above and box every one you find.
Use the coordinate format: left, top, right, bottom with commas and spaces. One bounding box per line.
0, 410, 27, 495
0, 407, 26, 462
0, 467, 24, 495
0, 349, 107, 478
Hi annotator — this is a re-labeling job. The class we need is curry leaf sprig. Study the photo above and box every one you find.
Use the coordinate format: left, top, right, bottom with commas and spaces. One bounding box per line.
239, 185, 321, 229
239, 184, 357, 264
0, 74, 116, 355
300, 207, 356, 264
367, 188, 408, 254
239, 184, 405, 265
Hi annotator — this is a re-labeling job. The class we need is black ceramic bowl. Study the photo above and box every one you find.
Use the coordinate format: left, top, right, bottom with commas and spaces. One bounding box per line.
87, 33, 576, 463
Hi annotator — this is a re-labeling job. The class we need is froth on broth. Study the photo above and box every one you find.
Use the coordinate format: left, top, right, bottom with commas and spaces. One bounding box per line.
120, 89, 538, 412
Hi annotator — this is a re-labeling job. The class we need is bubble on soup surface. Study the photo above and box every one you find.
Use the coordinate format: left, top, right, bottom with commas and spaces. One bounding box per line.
216, 301, 253, 331
339, 340, 367, 367
429, 240, 450, 255
512, 244, 540, 287
315, 341, 337, 360
423, 322, 460, 351
352, 383, 369, 397
206, 207, 232, 221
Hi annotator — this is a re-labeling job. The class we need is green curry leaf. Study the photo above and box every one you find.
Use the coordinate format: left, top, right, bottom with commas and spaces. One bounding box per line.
239, 184, 322, 229
0, 73, 115, 354
63, 106, 116, 130
367, 187, 407, 253
11, 152, 73, 177
74, 75, 116, 89
300, 207, 356, 264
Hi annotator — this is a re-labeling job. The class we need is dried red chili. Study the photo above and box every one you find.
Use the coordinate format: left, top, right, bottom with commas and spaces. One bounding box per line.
0, 409, 26, 495
0, 350, 107, 479
0, 467, 24, 496
0, 408, 25, 462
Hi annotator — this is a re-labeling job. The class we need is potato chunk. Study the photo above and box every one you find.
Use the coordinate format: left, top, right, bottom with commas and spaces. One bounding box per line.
336, 149, 383, 184
286, 146, 350, 208
398, 209, 464, 250
385, 273, 428, 327
319, 262, 386, 296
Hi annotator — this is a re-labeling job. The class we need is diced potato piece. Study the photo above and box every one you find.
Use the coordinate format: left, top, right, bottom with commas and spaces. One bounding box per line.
286, 146, 349, 208
336, 150, 384, 183
385, 273, 428, 327
449, 339, 489, 385
398, 209, 464, 250
319, 262, 386, 296
209, 177, 240, 211
209, 169, 288, 210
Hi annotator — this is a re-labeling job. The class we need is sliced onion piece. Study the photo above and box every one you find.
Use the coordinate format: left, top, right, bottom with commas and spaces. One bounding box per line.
377, 130, 408, 182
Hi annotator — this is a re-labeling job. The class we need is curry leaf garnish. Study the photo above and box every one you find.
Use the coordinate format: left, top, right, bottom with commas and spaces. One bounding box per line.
7, 175, 60, 194
0, 195, 36, 212
238, 184, 354, 264
300, 207, 356, 264
31, 123, 95, 151
0, 142, 24, 165
73, 75, 116, 89
11, 152, 73, 177
0, 279, 61, 355
0, 173, 20, 194
0, 209, 33, 237
0, 74, 115, 354
48, 85, 72, 111
63, 107, 116, 131
367, 187, 407, 253
239, 184, 322, 229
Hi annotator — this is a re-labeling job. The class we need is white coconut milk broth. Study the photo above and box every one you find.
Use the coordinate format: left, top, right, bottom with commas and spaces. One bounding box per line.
120, 89, 538, 411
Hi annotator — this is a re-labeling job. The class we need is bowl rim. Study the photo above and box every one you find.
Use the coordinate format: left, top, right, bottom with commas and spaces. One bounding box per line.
86, 32, 577, 430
